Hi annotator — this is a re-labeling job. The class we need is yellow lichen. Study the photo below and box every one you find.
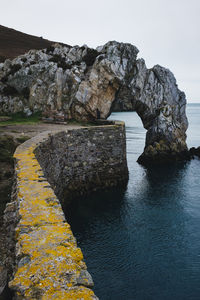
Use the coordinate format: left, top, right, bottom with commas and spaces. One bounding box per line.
42, 286, 95, 300
10, 140, 94, 299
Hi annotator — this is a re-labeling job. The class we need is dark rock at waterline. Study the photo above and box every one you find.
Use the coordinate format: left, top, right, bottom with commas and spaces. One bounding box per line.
138, 146, 200, 166
189, 147, 200, 158
137, 150, 191, 166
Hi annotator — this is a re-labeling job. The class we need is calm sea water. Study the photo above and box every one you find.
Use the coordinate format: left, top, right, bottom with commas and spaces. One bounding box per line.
65, 103, 200, 300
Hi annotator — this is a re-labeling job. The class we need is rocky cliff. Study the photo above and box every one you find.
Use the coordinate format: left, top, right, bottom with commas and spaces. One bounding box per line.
0, 41, 188, 163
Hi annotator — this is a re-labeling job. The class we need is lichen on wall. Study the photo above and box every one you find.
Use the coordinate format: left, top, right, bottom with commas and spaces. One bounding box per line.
4, 121, 128, 299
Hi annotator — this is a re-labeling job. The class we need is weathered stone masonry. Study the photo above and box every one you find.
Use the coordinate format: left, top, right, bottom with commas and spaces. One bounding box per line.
4, 121, 128, 299
35, 121, 128, 202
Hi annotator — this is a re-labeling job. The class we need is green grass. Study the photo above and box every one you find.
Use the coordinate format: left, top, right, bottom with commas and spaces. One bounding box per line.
0, 112, 42, 126
0, 112, 97, 127
16, 136, 31, 143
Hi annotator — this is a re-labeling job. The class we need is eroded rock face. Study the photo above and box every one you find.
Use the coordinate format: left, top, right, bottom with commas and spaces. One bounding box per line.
0, 41, 188, 162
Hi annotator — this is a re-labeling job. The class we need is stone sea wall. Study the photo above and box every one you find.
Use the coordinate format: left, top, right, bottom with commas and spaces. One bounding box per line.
3, 121, 128, 299
35, 121, 128, 202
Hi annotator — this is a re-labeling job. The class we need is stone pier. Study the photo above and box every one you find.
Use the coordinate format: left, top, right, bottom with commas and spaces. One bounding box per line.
3, 121, 128, 299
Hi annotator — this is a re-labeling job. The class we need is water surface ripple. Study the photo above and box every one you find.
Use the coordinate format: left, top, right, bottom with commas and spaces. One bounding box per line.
65, 104, 200, 300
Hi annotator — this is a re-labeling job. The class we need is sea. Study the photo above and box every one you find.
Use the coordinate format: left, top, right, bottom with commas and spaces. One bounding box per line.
65, 103, 200, 300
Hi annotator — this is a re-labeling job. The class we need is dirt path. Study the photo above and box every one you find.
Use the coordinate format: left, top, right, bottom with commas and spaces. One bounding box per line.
0, 122, 84, 139
0, 122, 86, 225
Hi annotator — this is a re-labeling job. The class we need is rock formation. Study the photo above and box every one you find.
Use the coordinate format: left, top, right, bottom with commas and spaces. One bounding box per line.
0, 41, 188, 163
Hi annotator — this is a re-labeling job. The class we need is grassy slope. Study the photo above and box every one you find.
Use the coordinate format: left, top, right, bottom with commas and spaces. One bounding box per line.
0, 25, 54, 62
0, 24, 70, 62
0, 112, 42, 126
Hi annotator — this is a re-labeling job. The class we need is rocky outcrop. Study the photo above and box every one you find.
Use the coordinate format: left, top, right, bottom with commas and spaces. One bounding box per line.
189, 147, 200, 158
0, 41, 188, 163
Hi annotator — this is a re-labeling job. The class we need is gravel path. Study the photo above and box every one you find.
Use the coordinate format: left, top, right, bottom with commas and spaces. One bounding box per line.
0, 122, 85, 139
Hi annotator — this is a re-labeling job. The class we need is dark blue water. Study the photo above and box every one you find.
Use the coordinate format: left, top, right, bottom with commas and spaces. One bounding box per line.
65, 103, 200, 300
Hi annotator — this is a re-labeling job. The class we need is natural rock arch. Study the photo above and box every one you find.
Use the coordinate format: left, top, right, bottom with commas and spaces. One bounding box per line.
0, 41, 188, 163
73, 42, 188, 163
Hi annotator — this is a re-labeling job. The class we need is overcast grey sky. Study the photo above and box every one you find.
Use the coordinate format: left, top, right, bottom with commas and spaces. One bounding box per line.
1, 0, 200, 102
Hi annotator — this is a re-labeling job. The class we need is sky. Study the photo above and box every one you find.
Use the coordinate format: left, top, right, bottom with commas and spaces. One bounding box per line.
1, 0, 200, 102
